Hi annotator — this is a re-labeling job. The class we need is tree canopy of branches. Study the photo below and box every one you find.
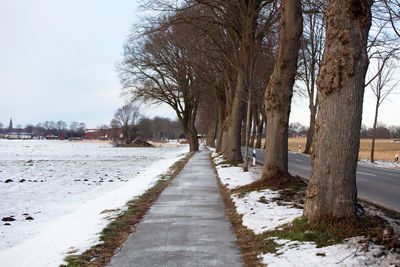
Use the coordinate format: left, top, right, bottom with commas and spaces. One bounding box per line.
296, 0, 326, 154
119, 16, 205, 151
367, 57, 399, 162
111, 103, 140, 144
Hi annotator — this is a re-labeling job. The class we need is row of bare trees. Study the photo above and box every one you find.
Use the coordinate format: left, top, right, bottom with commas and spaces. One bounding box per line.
0, 121, 86, 138
110, 103, 183, 144
119, 0, 399, 223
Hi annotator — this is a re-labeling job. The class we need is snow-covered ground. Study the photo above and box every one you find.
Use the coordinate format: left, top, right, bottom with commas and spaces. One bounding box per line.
261, 236, 400, 266
0, 140, 188, 267
211, 151, 400, 266
359, 159, 399, 169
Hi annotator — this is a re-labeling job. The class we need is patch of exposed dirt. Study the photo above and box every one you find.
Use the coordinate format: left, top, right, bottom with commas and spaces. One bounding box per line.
233, 172, 306, 194
113, 139, 154, 148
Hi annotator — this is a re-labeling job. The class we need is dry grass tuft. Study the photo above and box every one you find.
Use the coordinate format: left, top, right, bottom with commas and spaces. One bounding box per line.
234, 172, 306, 193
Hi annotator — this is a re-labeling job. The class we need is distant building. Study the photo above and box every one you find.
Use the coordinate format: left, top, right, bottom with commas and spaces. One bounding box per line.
4, 132, 33, 139
46, 135, 59, 140
8, 118, 13, 130
84, 129, 122, 140
85, 129, 105, 140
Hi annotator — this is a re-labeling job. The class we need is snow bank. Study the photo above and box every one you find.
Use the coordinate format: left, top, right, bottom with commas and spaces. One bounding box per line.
212, 154, 259, 189
0, 140, 188, 267
359, 159, 399, 169
232, 190, 302, 234
261, 237, 399, 267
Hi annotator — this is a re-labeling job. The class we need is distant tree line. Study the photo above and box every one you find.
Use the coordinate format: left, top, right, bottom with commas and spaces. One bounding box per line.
287, 122, 400, 139
289, 122, 400, 139
0, 120, 86, 138
361, 123, 400, 139
109, 103, 183, 145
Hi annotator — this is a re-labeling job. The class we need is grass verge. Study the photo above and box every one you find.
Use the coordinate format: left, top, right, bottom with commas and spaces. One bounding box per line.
211, 154, 268, 267
61, 152, 194, 267
211, 154, 400, 266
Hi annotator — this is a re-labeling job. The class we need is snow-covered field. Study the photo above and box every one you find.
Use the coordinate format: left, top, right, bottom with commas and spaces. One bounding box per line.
211, 151, 400, 266
0, 140, 188, 266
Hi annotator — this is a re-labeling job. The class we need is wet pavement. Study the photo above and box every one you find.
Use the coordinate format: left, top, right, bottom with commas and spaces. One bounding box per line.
108, 145, 244, 267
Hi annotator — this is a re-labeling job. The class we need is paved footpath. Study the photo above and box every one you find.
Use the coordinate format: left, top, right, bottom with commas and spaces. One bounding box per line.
108, 146, 244, 267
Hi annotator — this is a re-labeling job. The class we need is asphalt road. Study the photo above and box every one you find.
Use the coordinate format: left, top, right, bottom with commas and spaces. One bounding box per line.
243, 147, 400, 213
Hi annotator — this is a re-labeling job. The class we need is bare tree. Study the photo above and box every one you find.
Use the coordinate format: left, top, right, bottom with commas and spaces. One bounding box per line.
295, 0, 399, 156
119, 17, 203, 151
378, 0, 400, 38
136, 118, 154, 139
259, 0, 303, 181
24, 124, 34, 134
365, 0, 400, 89
78, 122, 86, 138
368, 57, 399, 162
167, 0, 279, 160
303, 0, 373, 222
69, 121, 78, 135
196, 88, 219, 147
56, 120, 68, 135
43, 121, 56, 133
296, 0, 326, 154
111, 103, 140, 144
289, 122, 306, 137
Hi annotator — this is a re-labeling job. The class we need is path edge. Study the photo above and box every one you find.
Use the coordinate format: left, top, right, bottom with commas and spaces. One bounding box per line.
61, 151, 195, 267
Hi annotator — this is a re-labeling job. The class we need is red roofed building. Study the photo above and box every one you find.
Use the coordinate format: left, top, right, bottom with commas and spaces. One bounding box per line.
84, 129, 122, 140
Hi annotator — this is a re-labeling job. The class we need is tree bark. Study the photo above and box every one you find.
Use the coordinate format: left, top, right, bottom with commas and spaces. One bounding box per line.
261, 0, 302, 179
215, 86, 226, 153
184, 127, 199, 152
255, 117, 264, 149
243, 90, 252, 172
303, 0, 372, 222
222, 71, 245, 162
216, 111, 224, 152
206, 122, 217, 148
179, 104, 199, 152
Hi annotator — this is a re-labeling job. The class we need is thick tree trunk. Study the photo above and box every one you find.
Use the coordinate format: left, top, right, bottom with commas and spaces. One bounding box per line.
215, 87, 226, 153
123, 126, 130, 144
371, 100, 379, 163
206, 122, 217, 148
261, 111, 267, 149
216, 118, 224, 152
304, 106, 316, 154
178, 104, 199, 152
184, 128, 199, 152
222, 71, 245, 162
261, 0, 302, 179
255, 117, 263, 149
263, 111, 291, 176
243, 91, 252, 172
303, 0, 372, 222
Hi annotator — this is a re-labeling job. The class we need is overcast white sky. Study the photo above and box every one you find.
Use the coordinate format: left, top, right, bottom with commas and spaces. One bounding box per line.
0, 1, 398, 129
